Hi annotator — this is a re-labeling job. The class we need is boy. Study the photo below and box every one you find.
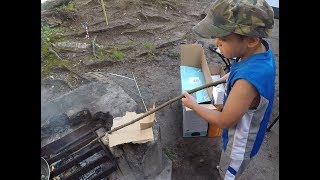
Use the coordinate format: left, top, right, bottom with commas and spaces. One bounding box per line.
181, 0, 275, 179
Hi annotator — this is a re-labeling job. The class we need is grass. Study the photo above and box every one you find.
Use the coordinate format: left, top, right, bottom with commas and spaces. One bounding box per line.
111, 49, 126, 60
144, 42, 156, 57
41, 55, 73, 77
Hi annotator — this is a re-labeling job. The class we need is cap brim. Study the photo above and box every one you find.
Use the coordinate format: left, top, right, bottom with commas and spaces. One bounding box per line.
192, 15, 232, 39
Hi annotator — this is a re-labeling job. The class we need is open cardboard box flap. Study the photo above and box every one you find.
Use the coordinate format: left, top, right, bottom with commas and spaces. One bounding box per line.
180, 44, 213, 101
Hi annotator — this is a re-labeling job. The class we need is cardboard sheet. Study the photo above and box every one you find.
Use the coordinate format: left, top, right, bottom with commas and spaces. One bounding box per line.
108, 107, 155, 147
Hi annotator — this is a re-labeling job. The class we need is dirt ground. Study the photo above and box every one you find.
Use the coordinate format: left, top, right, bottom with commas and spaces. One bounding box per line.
41, 0, 279, 179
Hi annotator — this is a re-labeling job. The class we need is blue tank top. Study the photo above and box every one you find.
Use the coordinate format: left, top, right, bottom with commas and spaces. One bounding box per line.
222, 40, 276, 158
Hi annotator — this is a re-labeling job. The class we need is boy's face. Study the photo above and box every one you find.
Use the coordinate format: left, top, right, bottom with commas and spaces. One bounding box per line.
213, 33, 249, 59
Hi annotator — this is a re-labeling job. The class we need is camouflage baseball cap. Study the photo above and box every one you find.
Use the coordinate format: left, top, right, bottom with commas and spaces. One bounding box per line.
192, 0, 274, 39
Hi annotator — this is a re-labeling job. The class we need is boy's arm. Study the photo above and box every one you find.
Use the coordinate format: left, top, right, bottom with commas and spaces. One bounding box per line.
182, 79, 258, 128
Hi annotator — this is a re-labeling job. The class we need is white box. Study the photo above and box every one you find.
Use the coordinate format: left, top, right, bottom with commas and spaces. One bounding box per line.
182, 104, 216, 137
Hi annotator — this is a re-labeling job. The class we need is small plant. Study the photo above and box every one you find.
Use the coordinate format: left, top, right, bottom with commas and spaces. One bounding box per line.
144, 42, 156, 57
111, 49, 125, 60
41, 25, 60, 44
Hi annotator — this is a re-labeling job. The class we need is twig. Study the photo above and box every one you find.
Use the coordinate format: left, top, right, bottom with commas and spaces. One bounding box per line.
107, 73, 134, 81
132, 72, 148, 112
92, 35, 98, 58
100, 0, 108, 26
49, 47, 63, 60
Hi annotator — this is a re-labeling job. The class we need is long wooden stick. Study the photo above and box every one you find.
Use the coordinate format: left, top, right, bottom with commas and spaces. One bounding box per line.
109, 78, 226, 134
69, 79, 226, 155
100, 0, 108, 26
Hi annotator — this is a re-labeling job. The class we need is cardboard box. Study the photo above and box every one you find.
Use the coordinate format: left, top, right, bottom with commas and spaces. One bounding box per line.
182, 104, 216, 137
208, 64, 226, 137
180, 44, 215, 137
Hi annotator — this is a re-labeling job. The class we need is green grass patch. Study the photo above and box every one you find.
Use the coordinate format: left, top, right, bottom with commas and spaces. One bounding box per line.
144, 42, 156, 57
41, 55, 73, 77
111, 49, 126, 60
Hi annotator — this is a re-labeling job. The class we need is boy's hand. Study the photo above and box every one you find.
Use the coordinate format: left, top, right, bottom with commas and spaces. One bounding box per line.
182, 92, 197, 109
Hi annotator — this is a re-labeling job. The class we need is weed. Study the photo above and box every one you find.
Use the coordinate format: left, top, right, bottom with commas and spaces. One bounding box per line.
111, 49, 126, 60
144, 42, 156, 57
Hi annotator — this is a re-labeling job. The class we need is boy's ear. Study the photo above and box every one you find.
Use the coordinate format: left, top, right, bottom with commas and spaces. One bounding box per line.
247, 37, 260, 48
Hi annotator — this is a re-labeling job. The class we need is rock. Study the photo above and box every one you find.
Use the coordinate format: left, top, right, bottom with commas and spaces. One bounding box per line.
118, 123, 165, 178
41, 78, 72, 104
142, 139, 164, 178
41, 81, 138, 128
